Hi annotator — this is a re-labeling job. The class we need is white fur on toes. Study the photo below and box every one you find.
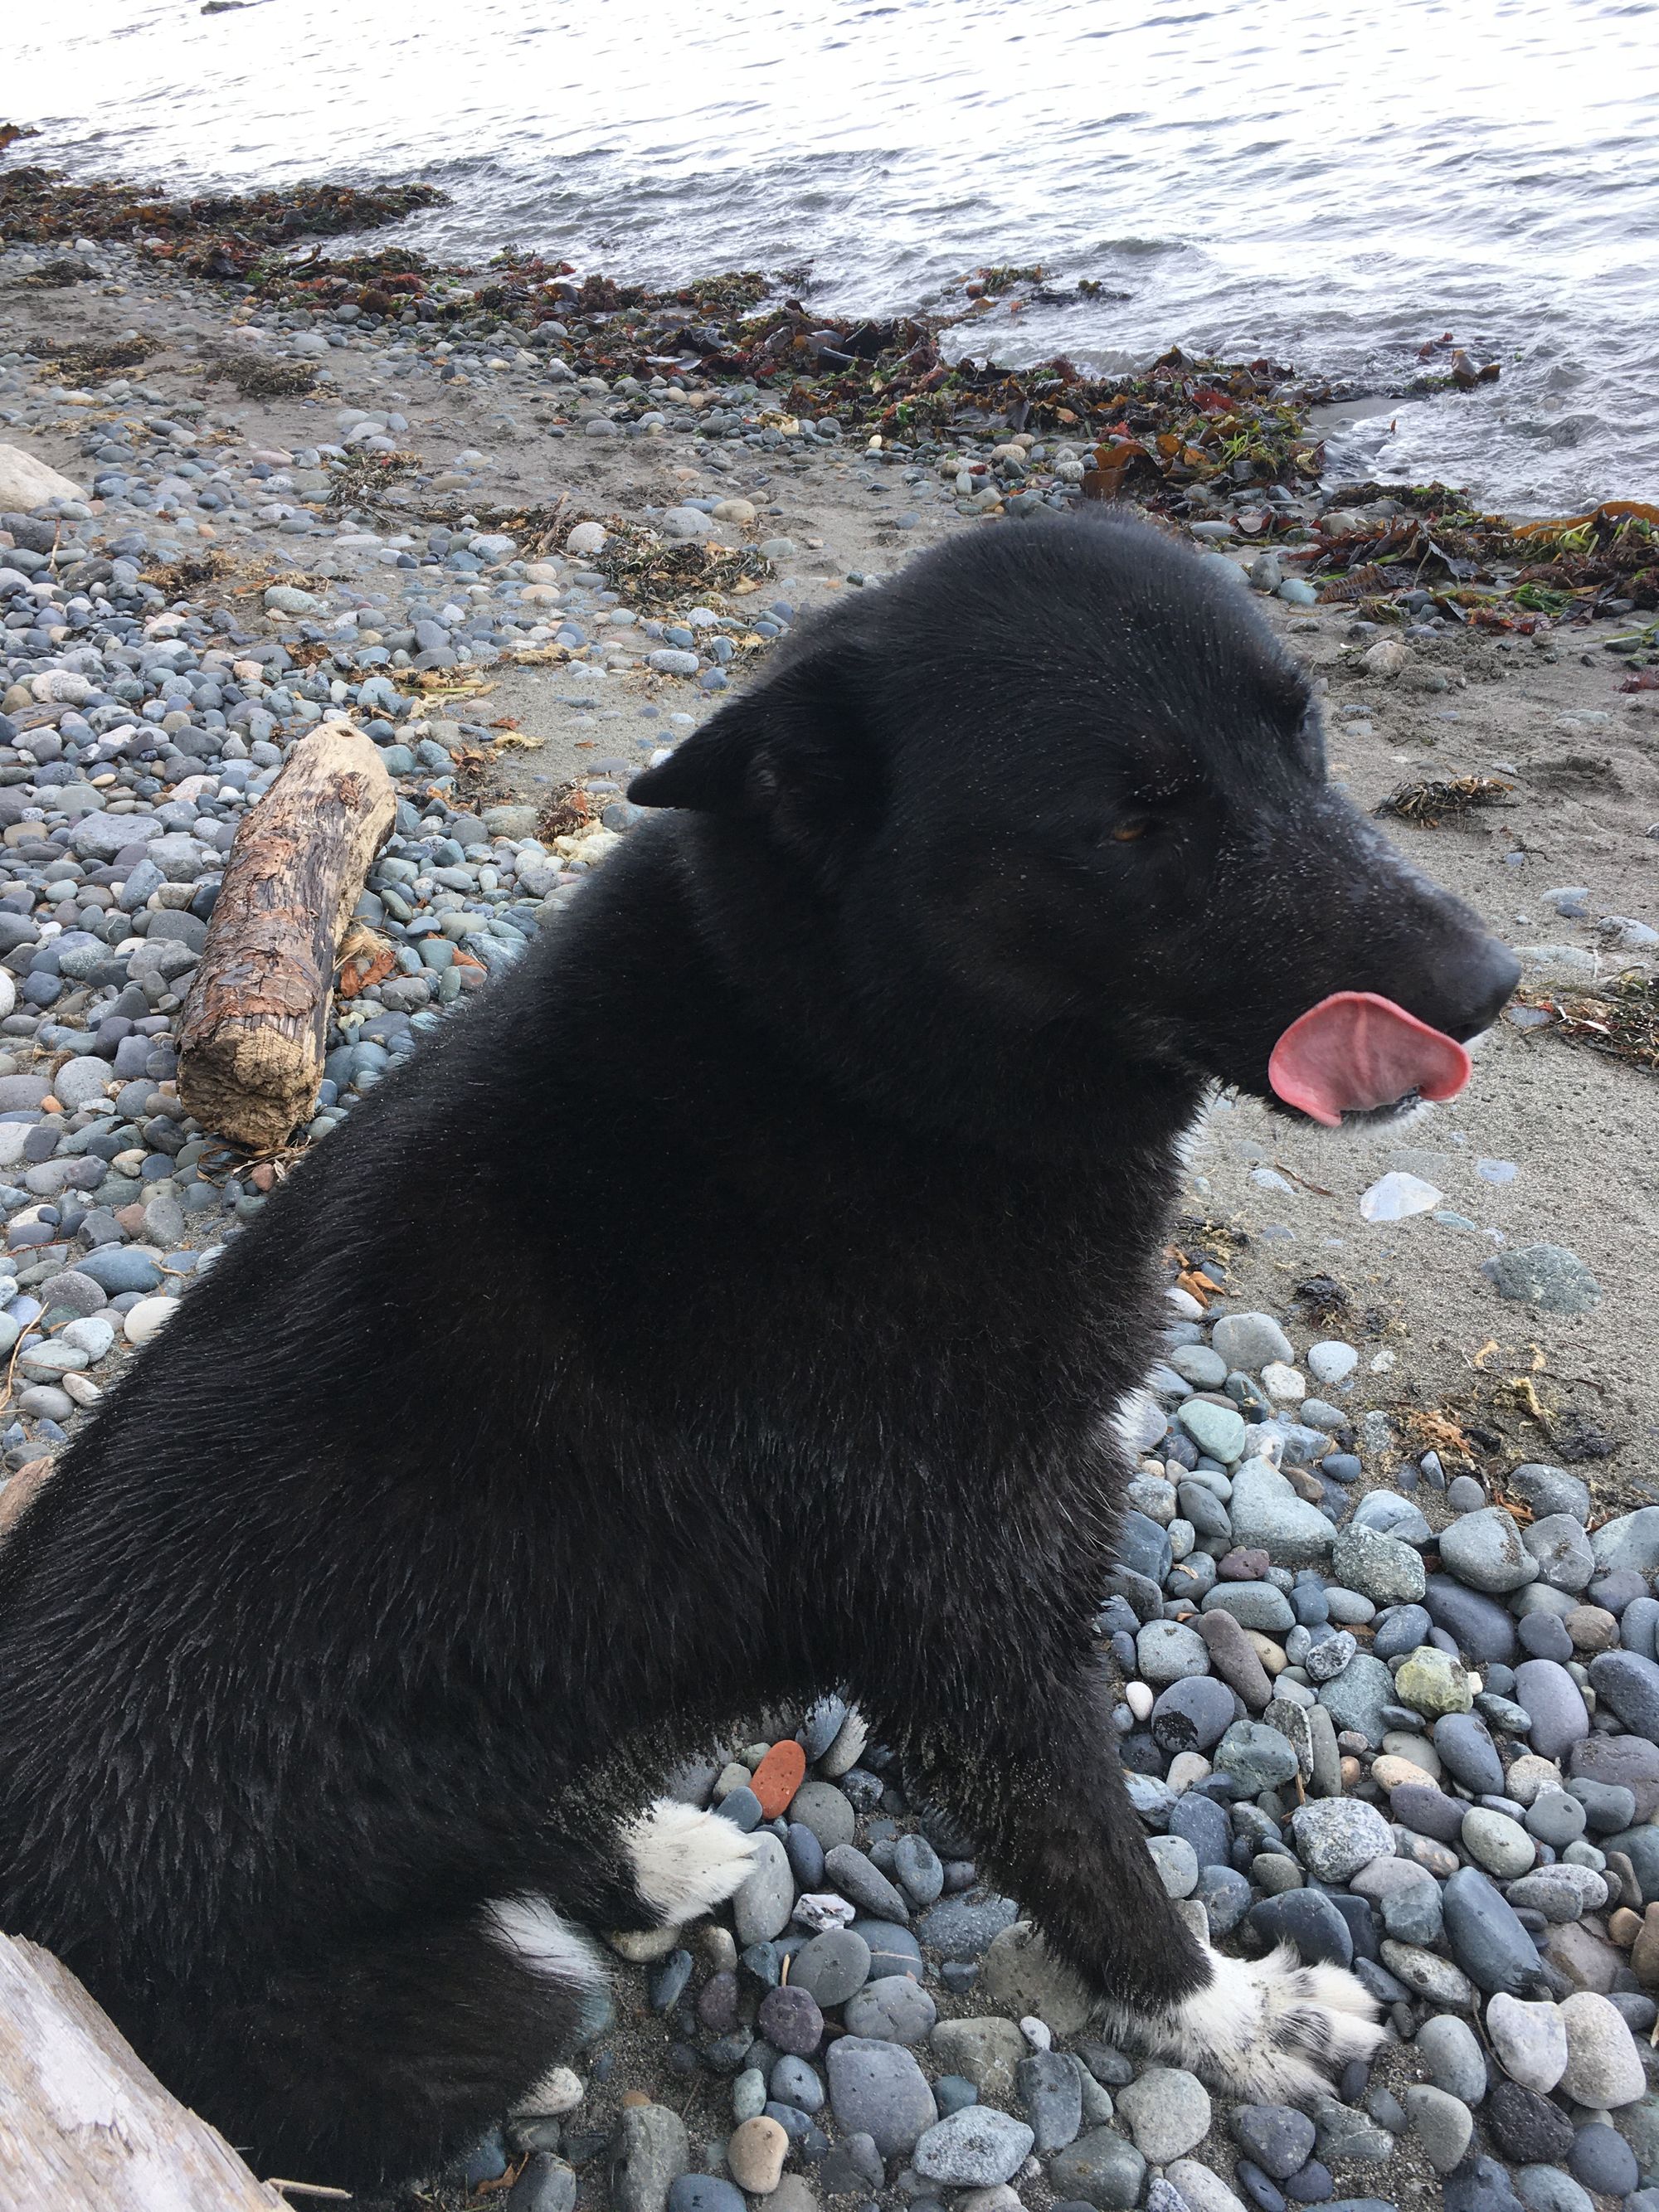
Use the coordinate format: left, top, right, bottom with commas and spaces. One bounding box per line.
625, 1796, 764, 1925
484, 1894, 609, 1989
1106, 1942, 1384, 2103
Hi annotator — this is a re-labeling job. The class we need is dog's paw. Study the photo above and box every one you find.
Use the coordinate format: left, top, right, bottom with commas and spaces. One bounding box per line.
624, 1797, 764, 1926
1107, 1942, 1383, 2104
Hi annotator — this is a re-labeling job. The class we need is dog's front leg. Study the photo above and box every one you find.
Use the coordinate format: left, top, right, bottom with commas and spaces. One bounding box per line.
896, 1662, 1382, 2102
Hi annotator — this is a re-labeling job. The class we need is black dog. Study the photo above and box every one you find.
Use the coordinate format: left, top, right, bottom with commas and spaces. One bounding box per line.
0, 514, 1518, 2189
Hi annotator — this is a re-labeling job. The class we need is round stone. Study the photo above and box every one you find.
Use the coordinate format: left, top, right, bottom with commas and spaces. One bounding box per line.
1177, 1398, 1247, 1463
1525, 1787, 1587, 1849
726, 2117, 786, 2195
1136, 1620, 1211, 1685
1487, 2080, 1574, 2163
1146, 1835, 1199, 1898
790, 1928, 871, 2007
1414, 2014, 1486, 2103
1289, 1798, 1395, 1882
843, 1976, 937, 2046
1014, 2048, 1083, 2153
757, 1983, 824, 2057
1151, 1675, 1236, 1756
1308, 1341, 1359, 1388
669, 2181, 744, 2212
912, 2107, 1035, 2188
1248, 1888, 1355, 1968
1210, 1312, 1294, 1369
1049, 2127, 1146, 2210
1117, 2069, 1211, 2163
1588, 1650, 1659, 1743
1434, 1714, 1506, 1796
1558, 1990, 1645, 2107
1486, 1993, 1568, 2094
1229, 2105, 1316, 2180
1332, 1524, 1427, 1606
1512, 2170, 1593, 2212
1462, 1808, 1535, 1879
1395, 1645, 1474, 1718
1439, 1508, 1539, 1594
1567, 2122, 1639, 2196
1514, 1660, 1591, 1763
788, 1782, 856, 1850
734, 1835, 794, 1947
1404, 2083, 1474, 2176
50, 1055, 112, 1109
1483, 1243, 1601, 1315
825, 2036, 937, 2156
1443, 1866, 1551, 1996
1215, 1721, 1301, 1793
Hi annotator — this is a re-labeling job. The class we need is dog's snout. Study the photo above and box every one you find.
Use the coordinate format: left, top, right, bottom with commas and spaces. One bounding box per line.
1423, 933, 1521, 1042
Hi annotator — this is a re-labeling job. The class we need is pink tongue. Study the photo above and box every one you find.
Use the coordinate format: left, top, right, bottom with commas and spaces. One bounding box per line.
1269, 991, 1472, 1127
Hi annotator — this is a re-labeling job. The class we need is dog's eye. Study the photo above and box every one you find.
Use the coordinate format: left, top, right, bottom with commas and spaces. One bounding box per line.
1107, 818, 1151, 844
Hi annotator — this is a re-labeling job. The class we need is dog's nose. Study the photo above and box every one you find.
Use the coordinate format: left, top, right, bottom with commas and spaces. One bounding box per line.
1426, 936, 1521, 1042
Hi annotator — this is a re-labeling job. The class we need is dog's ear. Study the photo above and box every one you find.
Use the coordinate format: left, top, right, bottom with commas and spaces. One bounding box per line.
628, 630, 882, 887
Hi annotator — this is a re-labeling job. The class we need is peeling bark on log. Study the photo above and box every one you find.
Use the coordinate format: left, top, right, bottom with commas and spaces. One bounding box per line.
178, 722, 395, 1152
0, 1932, 288, 2210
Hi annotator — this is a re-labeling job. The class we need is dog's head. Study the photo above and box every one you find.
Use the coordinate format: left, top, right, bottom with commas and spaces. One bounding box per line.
630, 513, 1519, 1136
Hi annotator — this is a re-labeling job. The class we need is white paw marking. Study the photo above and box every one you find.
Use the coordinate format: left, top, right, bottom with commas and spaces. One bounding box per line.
484, 1894, 609, 1989
1106, 1942, 1384, 2104
1108, 1385, 1164, 1458
625, 1796, 763, 1925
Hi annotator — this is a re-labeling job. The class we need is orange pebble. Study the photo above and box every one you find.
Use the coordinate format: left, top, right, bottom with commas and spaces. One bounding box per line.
750, 1739, 806, 1819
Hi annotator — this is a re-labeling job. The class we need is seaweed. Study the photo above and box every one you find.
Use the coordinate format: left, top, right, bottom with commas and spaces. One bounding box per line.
241, 246, 440, 314
1512, 972, 1659, 1077
0, 163, 444, 275
203, 357, 319, 398
587, 520, 773, 613
324, 450, 421, 511
39, 336, 155, 382
535, 785, 596, 842
1376, 776, 1514, 827
1299, 490, 1659, 627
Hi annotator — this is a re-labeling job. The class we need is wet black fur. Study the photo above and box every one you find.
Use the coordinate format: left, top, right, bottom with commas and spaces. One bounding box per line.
0, 515, 1517, 2189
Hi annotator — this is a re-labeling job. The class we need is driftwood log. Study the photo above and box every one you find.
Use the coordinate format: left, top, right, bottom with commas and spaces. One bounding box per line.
178, 722, 395, 1152
0, 1932, 289, 2210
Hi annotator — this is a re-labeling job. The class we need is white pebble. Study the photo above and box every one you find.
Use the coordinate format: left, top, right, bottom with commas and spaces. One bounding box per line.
1360, 1171, 1442, 1223
1019, 2015, 1052, 2051
515, 2064, 583, 2117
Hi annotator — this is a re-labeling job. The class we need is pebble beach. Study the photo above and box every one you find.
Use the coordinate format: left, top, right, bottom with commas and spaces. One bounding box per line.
2, 162, 1659, 2212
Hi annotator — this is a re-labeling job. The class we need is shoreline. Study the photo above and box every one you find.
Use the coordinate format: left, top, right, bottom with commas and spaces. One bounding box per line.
2, 144, 1624, 529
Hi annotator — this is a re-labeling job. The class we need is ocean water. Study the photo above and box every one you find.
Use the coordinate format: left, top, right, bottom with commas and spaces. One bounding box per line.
8, 0, 1659, 511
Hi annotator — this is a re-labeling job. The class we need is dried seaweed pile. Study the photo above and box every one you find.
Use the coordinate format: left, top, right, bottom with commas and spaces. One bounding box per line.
586, 521, 774, 613
202, 357, 319, 399
36, 336, 155, 382
324, 451, 421, 511
1376, 776, 1515, 828
1514, 972, 1659, 1076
